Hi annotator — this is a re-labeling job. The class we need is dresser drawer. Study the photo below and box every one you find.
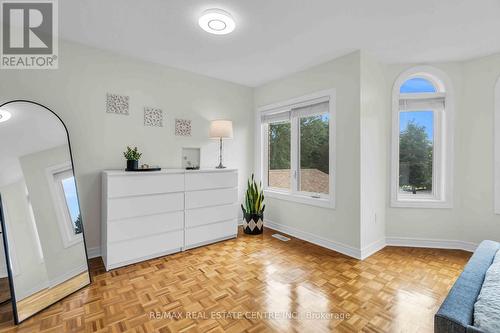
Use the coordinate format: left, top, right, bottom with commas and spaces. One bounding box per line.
185, 171, 237, 191
108, 192, 184, 220
185, 204, 239, 228
107, 230, 183, 268
107, 173, 184, 198
185, 188, 237, 209
185, 220, 237, 248
107, 211, 183, 243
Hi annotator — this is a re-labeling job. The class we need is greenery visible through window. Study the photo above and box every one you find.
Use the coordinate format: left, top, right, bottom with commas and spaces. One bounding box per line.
266, 105, 330, 195
268, 122, 291, 189
262, 94, 333, 205
300, 114, 329, 193
399, 111, 434, 194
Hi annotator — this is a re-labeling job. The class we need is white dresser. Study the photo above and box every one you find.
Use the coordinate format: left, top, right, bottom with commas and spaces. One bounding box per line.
101, 169, 238, 270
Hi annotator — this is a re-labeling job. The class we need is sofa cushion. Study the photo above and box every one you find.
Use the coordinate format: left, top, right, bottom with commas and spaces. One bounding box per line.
474, 250, 500, 333
435, 240, 500, 333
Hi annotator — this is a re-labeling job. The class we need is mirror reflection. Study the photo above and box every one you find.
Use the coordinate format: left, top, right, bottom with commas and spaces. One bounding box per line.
0, 101, 90, 324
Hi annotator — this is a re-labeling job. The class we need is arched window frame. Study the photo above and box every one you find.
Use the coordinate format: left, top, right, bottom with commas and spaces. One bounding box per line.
391, 66, 454, 208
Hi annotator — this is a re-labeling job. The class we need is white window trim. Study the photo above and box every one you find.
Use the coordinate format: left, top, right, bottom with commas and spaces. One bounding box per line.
1, 204, 20, 277
390, 66, 454, 208
494, 77, 500, 214
45, 162, 83, 248
255, 89, 336, 209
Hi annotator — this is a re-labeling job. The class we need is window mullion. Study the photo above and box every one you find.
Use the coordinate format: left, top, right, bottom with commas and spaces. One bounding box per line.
262, 123, 269, 189
431, 109, 438, 199
290, 115, 299, 193
433, 108, 443, 200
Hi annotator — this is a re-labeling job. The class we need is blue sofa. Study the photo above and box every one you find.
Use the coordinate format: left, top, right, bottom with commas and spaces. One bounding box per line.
435, 240, 500, 333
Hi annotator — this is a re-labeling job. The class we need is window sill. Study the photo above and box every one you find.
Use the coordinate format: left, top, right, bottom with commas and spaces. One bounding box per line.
62, 234, 84, 249
264, 189, 335, 209
391, 197, 452, 209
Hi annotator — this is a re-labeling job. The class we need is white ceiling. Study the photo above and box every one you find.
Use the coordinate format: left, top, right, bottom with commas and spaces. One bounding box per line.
0, 102, 67, 187
61, 0, 500, 87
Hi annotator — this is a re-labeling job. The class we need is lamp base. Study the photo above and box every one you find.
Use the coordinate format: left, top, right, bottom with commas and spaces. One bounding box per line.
216, 137, 227, 169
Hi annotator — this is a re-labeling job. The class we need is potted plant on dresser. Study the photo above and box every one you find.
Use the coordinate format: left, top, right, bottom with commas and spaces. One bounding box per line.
123, 146, 142, 171
241, 174, 265, 235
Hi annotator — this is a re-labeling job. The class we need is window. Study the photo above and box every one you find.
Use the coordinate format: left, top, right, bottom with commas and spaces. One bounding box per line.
391, 67, 454, 208
46, 163, 83, 248
258, 90, 335, 208
268, 121, 291, 190
55, 171, 83, 235
299, 112, 330, 194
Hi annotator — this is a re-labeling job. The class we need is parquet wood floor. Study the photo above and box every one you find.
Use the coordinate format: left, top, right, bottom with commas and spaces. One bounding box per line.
0, 278, 11, 305
0, 227, 470, 333
16, 271, 90, 323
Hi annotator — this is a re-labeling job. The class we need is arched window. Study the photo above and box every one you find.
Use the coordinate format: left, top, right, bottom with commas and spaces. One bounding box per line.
400, 77, 437, 93
391, 67, 454, 208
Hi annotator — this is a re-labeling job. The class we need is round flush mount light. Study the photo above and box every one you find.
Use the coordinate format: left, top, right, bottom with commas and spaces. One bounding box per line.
0, 108, 12, 123
198, 9, 235, 35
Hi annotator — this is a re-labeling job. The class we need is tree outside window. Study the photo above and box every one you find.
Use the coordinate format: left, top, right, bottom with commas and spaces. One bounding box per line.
399, 118, 433, 194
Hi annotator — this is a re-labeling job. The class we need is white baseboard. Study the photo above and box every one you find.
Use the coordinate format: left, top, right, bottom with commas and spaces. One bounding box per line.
264, 221, 478, 260
265, 220, 362, 259
386, 237, 477, 252
48, 264, 88, 288
86, 246, 101, 259
16, 280, 49, 301
360, 238, 386, 260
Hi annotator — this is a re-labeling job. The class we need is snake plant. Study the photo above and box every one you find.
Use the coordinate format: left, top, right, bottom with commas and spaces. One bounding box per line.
241, 174, 265, 215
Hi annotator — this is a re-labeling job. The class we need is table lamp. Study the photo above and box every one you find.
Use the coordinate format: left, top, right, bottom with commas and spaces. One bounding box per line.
209, 120, 233, 168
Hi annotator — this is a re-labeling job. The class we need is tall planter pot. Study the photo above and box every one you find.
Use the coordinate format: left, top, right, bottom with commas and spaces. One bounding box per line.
242, 212, 264, 235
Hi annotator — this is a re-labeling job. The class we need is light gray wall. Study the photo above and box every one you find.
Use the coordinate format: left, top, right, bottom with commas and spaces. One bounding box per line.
459, 54, 500, 244
0, 180, 49, 300
360, 52, 388, 253
254, 51, 362, 249
0, 40, 255, 254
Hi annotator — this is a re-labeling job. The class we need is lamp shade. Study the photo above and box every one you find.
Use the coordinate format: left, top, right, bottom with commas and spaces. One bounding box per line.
209, 120, 233, 138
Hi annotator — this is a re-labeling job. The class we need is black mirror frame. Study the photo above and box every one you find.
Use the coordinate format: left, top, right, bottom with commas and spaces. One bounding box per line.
0, 99, 91, 325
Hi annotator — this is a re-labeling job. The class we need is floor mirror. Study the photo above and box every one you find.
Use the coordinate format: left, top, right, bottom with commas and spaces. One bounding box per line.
0, 100, 90, 324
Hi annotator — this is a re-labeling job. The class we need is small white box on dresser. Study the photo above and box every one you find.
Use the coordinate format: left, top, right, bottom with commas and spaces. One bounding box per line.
101, 169, 238, 270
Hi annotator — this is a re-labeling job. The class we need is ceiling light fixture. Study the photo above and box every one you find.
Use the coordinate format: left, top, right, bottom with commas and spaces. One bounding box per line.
198, 9, 235, 35
0, 109, 12, 123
